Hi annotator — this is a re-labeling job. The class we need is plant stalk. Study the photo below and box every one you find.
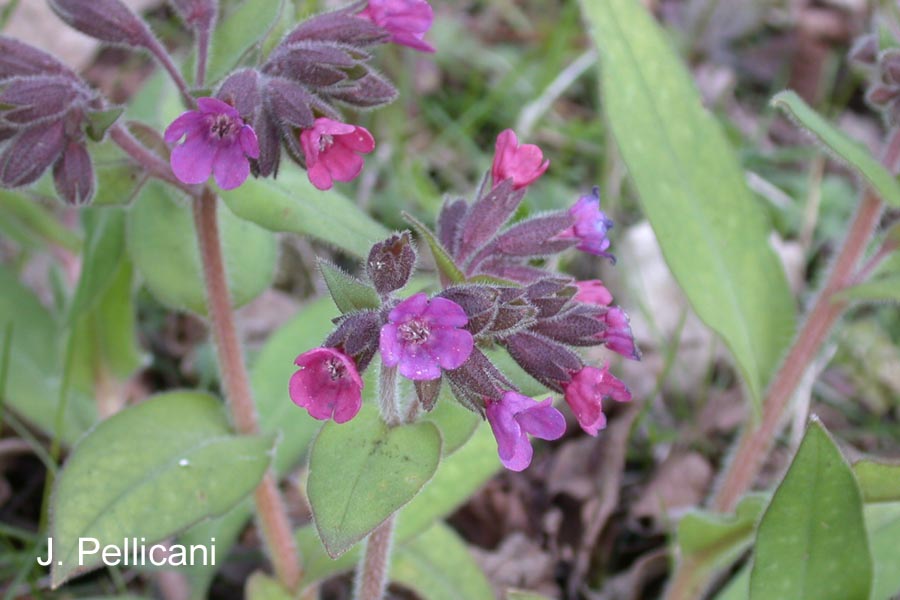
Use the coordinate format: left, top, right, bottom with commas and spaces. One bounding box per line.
144, 36, 196, 108
192, 189, 302, 591
353, 515, 396, 600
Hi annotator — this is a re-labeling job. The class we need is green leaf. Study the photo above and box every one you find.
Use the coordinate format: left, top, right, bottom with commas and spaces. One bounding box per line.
402, 211, 465, 285
771, 91, 900, 208
581, 0, 796, 406
50, 391, 273, 587
865, 503, 900, 600
92, 142, 147, 207
128, 181, 277, 314
68, 208, 126, 320
86, 107, 124, 142
0, 190, 81, 251
317, 258, 381, 313
245, 571, 293, 600
853, 459, 900, 503
391, 523, 494, 600
713, 564, 750, 600
749, 420, 871, 600
425, 386, 480, 456
297, 421, 501, 583
308, 404, 442, 558
507, 592, 554, 600
202, 0, 285, 85
220, 166, 389, 259
834, 276, 900, 304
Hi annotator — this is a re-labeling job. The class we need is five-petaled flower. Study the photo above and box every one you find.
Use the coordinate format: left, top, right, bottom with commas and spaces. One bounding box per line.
164, 97, 259, 190
289, 347, 363, 423
379, 292, 474, 380
486, 391, 566, 471
558, 187, 615, 260
300, 117, 375, 191
490, 129, 549, 190
358, 0, 435, 53
562, 365, 631, 436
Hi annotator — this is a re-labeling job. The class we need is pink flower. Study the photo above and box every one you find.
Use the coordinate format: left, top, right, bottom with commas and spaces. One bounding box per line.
300, 118, 375, 191
562, 365, 631, 436
358, 0, 435, 53
490, 129, 549, 190
574, 279, 613, 306
557, 188, 615, 260
164, 97, 259, 190
379, 292, 474, 380
289, 347, 363, 423
599, 307, 640, 360
486, 391, 566, 471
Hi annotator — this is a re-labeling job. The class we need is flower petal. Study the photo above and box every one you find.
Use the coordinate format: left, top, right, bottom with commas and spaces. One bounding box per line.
213, 142, 250, 190
379, 323, 402, 367
515, 398, 566, 441
170, 133, 215, 184
397, 342, 441, 380
428, 327, 473, 371
423, 296, 468, 327
164, 111, 203, 144
240, 125, 260, 159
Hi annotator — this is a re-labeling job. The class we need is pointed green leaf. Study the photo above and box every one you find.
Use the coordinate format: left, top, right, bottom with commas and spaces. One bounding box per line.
50, 391, 273, 587
220, 169, 389, 259
854, 459, 900, 503
86, 107, 124, 142
772, 91, 900, 208
750, 420, 871, 600
128, 181, 277, 314
865, 503, 900, 600
68, 208, 126, 320
307, 404, 441, 558
580, 0, 796, 406
317, 258, 381, 313
402, 211, 465, 285
834, 276, 900, 304
391, 523, 494, 600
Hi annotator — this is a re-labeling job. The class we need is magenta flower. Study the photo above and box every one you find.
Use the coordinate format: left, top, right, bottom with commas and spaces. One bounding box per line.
562, 365, 631, 436
164, 97, 259, 190
289, 347, 363, 423
379, 293, 474, 380
486, 391, 566, 471
574, 279, 613, 307
490, 129, 549, 190
358, 0, 435, 53
599, 307, 640, 360
557, 188, 615, 260
300, 118, 375, 191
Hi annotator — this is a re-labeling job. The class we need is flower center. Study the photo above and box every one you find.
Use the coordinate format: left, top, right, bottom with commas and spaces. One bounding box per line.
209, 114, 240, 139
318, 134, 334, 152
399, 319, 431, 344
324, 357, 347, 381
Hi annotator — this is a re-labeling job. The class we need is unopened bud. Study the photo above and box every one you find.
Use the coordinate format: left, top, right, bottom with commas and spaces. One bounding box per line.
849, 34, 877, 67
0, 75, 88, 126
367, 232, 417, 295
284, 10, 389, 47
53, 141, 94, 205
169, 0, 217, 31
504, 331, 582, 392
414, 378, 441, 412
0, 122, 67, 188
325, 310, 382, 372
328, 71, 398, 108
48, 0, 157, 49
0, 36, 78, 80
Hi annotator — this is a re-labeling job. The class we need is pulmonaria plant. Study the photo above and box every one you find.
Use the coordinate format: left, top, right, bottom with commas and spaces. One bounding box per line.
290, 130, 640, 470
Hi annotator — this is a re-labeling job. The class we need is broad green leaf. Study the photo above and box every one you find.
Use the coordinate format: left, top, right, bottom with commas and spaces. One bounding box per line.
220, 168, 389, 259
834, 276, 900, 304
402, 212, 465, 285
749, 420, 871, 600
318, 258, 381, 313
68, 208, 126, 320
92, 142, 147, 207
391, 523, 494, 600
0, 265, 95, 445
425, 388, 480, 456
128, 181, 277, 314
245, 571, 293, 600
308, 404, 442, 558
50, 391, 273, 587
854, 460, 900, 503
865, 503, 900, 600
581, 0, 796, 405
0, 190, 81, 251
714, 564, 750, 600
297, 421, 501, 583
201, 0, 285, 85
772, 91, 900, 208
507, 592, 553, 600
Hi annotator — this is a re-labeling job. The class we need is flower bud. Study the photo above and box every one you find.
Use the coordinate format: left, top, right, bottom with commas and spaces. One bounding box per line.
263, 77, 315, 129
217, 69, 262, 122
327, 70, 398, 109
48, 0, 158, 49
437, 198, 467, 257
526, 278, 576, 319
849, 34, 877, 67
494, 212, 576, 257
0, 36, 78, 80
437, 285, 499, 337
414, 378, 441, 412
445, 348, 511, 414
531, 306, 606, 347
457, 179, 525, 260
324, 310, 382, 372
504, 331, 583, 392
0, 75, 88, 126
168, 0, 217, 31
53, 141, 95, 205
264, 41, 358, 87
0, 122, 67, 187
284, 10, 389, 47
367, 232, 417, 295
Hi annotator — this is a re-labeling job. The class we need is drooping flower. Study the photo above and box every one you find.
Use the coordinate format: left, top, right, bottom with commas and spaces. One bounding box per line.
379, 292, 474, 380
562, 365, 631, 436
486, 391, 566, 471
358, 0, 435, 53
289, 347, 363, 423
490, 129, 549, 190
599, 306, 641, 360
557, 187, 615, 261
164, 97, 259, 190
300, 117, 375, 191
574, 279, 613, 306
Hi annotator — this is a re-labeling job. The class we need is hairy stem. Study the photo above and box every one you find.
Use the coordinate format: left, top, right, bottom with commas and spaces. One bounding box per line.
377, 364, 401, 426
353, 515, 396, 600
192, 190, 302, 591
108, 124, 192, 192
144, 36, 195, 108
665, 126, 900, 600
195, 28, 210, 88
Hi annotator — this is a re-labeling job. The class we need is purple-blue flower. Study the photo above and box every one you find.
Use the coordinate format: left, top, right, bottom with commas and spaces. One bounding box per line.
486, 391, 566, 471
164, 97, 259, 190
379, 293, 474, 380
558, 187, 615, 261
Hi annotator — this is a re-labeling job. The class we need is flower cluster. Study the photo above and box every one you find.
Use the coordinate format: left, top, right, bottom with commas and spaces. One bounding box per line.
164, 0, 434, 191
290, 131, 639, 471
